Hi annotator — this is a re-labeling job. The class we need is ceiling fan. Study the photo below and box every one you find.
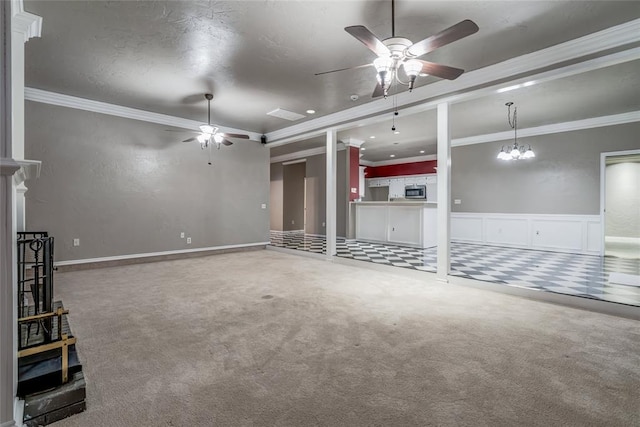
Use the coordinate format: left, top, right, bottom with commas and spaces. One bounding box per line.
180, 93, 250, 149
316, 0, 479, 98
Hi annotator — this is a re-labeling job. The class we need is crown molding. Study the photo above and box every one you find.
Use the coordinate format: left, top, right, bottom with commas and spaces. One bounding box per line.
24, 87, 262, 141
265, 18, 640, 145
452, 111, 640, 147
341, 138, 365, 148
0, 158, 21, 176
11, 0, 41, 42
272, 111, 640, 165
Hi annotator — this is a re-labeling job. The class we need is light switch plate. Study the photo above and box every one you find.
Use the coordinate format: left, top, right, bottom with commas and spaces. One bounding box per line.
454, 199, 461, 205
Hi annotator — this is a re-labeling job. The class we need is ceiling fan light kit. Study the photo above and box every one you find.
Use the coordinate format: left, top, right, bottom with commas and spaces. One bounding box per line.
174, 93, 251, 163
317, 0, 479, 99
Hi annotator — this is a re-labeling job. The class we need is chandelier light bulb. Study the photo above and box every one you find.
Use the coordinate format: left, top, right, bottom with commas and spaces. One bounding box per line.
523, 146, 535, 159
510, 146, 521, 159
213, 134, 224, 143
197, 134, 208, 144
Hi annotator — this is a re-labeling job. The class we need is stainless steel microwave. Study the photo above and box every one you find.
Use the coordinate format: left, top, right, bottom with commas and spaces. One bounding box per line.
405, 185, 426, 199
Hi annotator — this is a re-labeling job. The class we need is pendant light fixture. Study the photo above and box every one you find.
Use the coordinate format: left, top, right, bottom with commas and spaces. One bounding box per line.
497, 102, 535, 161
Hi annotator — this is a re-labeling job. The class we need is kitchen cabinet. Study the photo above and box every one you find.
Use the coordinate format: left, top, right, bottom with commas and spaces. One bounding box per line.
367, 178, 391, 187
388, 206, 422, 245
388, 178, 405, 198
353, 202, 437, 248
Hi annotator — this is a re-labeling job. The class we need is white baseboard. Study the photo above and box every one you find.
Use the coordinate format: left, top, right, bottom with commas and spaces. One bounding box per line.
605, 236, 640, 244
54, 241, 269, 266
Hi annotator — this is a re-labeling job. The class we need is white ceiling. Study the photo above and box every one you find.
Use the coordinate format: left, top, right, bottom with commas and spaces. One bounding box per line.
23, 1, 640, 161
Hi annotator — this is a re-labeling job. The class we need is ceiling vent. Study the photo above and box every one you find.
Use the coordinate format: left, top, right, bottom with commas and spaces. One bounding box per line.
267, 108, 306, 121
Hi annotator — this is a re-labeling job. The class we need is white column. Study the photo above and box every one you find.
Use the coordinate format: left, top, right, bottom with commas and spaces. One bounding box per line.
436, 102, 451, 282
1, 2, 19, 426
325, 129, 337, 258
11, 1, 41, 232
1, 3, 41, 426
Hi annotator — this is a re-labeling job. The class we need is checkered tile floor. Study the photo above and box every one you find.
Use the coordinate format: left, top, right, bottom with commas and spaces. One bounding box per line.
269, 231, 640, 307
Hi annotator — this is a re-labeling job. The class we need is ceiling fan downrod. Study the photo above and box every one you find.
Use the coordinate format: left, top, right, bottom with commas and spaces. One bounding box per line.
391, 0, 395, 38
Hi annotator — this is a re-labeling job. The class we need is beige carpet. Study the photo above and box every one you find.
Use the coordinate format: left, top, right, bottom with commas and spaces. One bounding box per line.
51, 249, 639, 426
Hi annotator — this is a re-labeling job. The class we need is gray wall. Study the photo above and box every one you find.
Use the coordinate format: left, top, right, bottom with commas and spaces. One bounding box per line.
270, 163, 283, 231
606, 161, 640, 238
304, 153, 326, 236
283, 162, 305, 231
451, 123, 640, 214
25, 102, 270, 262
270, 149, 348, 237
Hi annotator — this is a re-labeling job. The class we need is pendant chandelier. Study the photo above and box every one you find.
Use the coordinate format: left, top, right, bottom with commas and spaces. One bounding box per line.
497, 102, 535, 161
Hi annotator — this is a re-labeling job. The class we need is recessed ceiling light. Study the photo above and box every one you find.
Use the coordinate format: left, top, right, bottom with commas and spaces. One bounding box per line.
360, 147, 366, 151
390, 154, 395, 158
369, 136, 376, 139
420, 150, 425, 154
306, 109, 316, 114
393, 131, 400, 134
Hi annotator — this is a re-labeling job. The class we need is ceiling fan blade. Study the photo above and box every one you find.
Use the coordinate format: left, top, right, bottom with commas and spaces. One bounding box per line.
315, 63, 372, 76
222, 139, 233, 146
182, 137, 197, 143
223, 133, 249, 139
345, 26, 390, 57
417, 60, 465, 80
372, 82, 384, 98
407, 19, 479, 58
166, 129, 199, 134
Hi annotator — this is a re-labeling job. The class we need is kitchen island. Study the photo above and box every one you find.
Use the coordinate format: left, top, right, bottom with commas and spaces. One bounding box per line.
349, 201, 437, 248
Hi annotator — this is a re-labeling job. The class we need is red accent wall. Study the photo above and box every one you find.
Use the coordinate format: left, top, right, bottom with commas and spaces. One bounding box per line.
364, 160, 437, 178
349, 147, 360, 201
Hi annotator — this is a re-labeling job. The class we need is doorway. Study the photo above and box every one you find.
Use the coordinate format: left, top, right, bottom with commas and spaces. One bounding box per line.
601, 149, 640, 260
282, 160, 306, 232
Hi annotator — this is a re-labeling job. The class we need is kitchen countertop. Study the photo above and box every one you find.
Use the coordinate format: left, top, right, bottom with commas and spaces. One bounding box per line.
350, 201, 437, 206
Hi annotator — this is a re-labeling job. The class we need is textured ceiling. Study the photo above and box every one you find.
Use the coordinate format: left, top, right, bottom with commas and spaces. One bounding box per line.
24, 1, 640, 136
270, 59, 640, 162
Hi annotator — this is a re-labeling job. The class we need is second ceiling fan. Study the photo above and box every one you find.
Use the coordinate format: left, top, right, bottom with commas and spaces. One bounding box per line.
182, 93, 249, 149
316, 0, 479, 98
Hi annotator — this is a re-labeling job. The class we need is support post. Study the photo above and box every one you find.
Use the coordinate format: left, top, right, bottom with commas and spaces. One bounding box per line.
436, 102, 451, 282
325, 129, 337, 258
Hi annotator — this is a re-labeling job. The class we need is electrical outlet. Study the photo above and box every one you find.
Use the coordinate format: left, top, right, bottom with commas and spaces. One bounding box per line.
73, 238, 80, 247
322, 222, 325, 227
291, 220, 295, 225
186, 237, 192, 244
180, 232, 185, 239
454, 199, 461, 205
261, 203, 267, 209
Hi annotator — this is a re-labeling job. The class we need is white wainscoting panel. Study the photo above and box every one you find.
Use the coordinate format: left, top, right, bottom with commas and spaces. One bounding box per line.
531, 219, 582, 251
451, 213, 601, 255
486, 217, 529, 246
587, 221, 602, 253
451, 216, 483, 242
